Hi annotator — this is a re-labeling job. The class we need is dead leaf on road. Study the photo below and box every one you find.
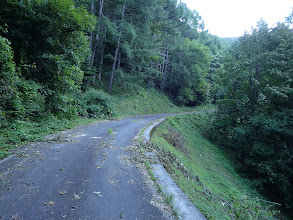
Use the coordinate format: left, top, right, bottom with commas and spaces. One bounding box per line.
71, 206, 77, 210
44, 201, 55, 206
74, 194, 81, 200
93, 191, 102, 197
12, 214, 20, 220
58, 190, 67, 195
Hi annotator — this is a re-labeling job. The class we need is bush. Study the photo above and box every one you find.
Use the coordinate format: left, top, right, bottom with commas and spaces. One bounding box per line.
177, 87, 197, 105
0, 34, 23, 124
79, 89, 116, 118
17, 79, 45, 117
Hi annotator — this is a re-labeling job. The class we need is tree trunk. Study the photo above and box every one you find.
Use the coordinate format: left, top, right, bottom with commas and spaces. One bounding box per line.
107, 2, 126, 93
148, 62, 153, 91
89, 1, 95, 51
91, 0, 105, 84
117, 51, 121, 69
160, 47, 169, 92
88, 1, 95, 66
169, 67, 173, 96
159, 50, 166, 91
98, 40, 105, 81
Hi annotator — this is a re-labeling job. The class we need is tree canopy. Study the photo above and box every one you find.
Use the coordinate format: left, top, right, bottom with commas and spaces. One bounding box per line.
209, 19, 293, 209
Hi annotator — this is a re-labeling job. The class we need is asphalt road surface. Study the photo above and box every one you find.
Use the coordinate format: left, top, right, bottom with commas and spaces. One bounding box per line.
0, 114, 174, 220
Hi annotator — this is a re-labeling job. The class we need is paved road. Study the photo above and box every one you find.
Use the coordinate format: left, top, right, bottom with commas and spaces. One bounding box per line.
0, 114, 173, 220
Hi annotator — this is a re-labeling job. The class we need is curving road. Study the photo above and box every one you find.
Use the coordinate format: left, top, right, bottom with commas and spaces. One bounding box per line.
0, 114, 174, 219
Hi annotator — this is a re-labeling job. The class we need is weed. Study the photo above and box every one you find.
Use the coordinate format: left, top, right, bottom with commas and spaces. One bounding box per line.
157, 184, 163, 193
165, 194, 173, 205
111, 87, 195, 117
145, 162, 156, 182
107, 128, 113, 135
172, 209, 179, 218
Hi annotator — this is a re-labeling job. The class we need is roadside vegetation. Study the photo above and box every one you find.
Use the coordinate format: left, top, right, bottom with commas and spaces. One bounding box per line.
0, 88, 185, 159
151, 112, 282, 219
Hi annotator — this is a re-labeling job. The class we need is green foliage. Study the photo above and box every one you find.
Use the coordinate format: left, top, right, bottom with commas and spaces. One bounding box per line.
0, 34, 23, 123
178, 87, 197, 105
209, 20, 293, 209
17, 79, 45, 117
168, 38, 212, 105
80, 0, 219, 108
1, 0, 95, 117
79, 89, 116, 118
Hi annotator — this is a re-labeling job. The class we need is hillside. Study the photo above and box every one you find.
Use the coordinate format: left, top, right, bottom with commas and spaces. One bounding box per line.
151, 112, 283, 219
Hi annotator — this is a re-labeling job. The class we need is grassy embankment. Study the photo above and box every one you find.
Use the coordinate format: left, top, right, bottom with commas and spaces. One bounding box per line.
151, 112, 281, 219
0, 88, 186, 159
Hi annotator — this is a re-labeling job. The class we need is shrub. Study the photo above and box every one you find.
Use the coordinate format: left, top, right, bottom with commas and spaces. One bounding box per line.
0, 35, 24, 125
79, 89, 116, 118
17, 79, 45, 117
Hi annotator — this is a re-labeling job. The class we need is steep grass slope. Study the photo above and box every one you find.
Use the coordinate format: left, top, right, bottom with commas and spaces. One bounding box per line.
112, 88, 181, 117
152, 113, 281, 219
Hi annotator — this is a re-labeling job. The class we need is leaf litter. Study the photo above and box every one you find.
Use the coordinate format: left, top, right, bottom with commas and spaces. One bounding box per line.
44, 201, 55, 206
58, 190, 67, 195
93, 191, 102, 197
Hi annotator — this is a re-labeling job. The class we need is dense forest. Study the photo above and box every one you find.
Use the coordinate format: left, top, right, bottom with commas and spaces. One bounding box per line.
210, 18, 293, 211
0, 0, 222, 120
0, 0, 292, 216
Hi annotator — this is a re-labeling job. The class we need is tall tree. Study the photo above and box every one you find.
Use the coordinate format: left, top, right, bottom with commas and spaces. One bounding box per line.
107, 0, 126, 93
210, 20, 293, 208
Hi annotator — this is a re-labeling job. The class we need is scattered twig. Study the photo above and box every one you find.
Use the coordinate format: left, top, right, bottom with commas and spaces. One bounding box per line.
239, 198, 281, 206
119, 167, 129, 172
21, 182, 32, 186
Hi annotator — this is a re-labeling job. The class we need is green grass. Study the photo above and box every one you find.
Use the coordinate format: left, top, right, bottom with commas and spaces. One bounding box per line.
151, 112, 281, 219
0, 115, 99, 159
112, 88, 188, 117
